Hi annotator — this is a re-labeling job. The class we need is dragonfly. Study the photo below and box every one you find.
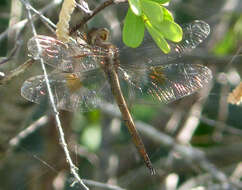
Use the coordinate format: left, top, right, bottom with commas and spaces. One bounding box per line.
21, 20, 211, 174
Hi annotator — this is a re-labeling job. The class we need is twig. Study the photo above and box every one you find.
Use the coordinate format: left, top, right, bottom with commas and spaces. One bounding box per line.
70, 0, 127, 34
213, 78, 229, 141
0, 40, 22, 65
76, 0, 93, 14
161, 105, 242, 136
82, 179, 126, 190
0, 0, 58, 42
0, 19, 27, 43
8, 0, 22, 44
199, 115, 242, 136
100, 102, 236, 187
7, 115, 124, 190
178, 173, 229, 190
69, 142, 99, 167
136, 121, 236, 186
27, 3, 57, 30
19, 0, 89, 189
0, 59, 33, 85
177, 81, 213, 143
9, 116, 48, 147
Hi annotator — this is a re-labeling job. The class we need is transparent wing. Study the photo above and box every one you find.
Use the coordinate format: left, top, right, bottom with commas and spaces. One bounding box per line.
119, 20, 210, 66
21, 70, 106, 112
169, 20, 210, 54
27, 35, 107, 72
118, 63, 212, 104
117, 20, 212, 104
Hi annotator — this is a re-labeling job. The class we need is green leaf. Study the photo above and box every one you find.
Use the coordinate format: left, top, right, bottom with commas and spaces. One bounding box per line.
145, 20, 170, 53
81, 125, 101, 151
149, 0, 170, 4
128, 0, 142, 15
155, 19, 183, 42
162, 7, 173, 21
123, 8, 145, 48
140, 0, 163, 26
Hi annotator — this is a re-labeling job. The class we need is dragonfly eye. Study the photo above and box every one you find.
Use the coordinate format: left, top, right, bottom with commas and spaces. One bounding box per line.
88, 28, 110, 45
98, 28, 109, 42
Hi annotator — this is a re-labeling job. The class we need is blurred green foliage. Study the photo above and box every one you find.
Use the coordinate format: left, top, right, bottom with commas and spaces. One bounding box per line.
80, 124, 102, 151
0, 0, 8, 6
131, 104, 157, 123
72, 110, 102, 152
213, 15, 242, 55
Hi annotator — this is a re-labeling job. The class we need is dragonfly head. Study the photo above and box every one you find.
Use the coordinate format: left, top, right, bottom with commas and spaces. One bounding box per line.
88, 27, 119, 59
87, 28, 110, 45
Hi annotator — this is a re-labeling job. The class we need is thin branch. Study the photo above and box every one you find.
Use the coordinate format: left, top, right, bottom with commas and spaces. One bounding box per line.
82, 179, 126, 190
19, 0, 89, 189
9, 116, 48, 148
177, 81, 213, 143
0, 39, 22, 65
76, 0, 93, 14
161, 105, 242, 136
27, 2, 57, 30
199, 115, 242, 136
137, 121, 242, 188
0, 19, 27, 43
0, 116, 48, 169
100, 102, 237, 187
69, 141, 99, 167
70, 0, 127, 34
8, 0, 22, 44
0, 59, 33, 85
7, 115, 124, 190
0, 0, 58, 42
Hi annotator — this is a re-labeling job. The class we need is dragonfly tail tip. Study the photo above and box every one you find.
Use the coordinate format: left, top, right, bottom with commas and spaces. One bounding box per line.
149, 166, 156, 176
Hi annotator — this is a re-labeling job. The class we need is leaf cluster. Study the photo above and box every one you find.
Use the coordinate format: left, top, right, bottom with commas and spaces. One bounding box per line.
123, 0, 182, 53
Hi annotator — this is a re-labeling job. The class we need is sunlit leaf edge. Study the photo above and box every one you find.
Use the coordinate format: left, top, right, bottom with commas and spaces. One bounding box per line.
128, 0, 142, 15
162, 6, 173, 21
148, 0, 170, 4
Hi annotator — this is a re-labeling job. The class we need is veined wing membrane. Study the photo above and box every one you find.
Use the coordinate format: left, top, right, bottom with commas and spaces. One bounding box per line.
119, 20, 210, 66
117, 20, 212, 104
117, 63, 212, 104
169, 20, 210, 54
23, 20, 211, 108
21, 69, 106, 112
27, 35, 108, 72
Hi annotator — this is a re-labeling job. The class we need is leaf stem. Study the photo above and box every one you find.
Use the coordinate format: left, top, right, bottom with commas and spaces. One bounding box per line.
70, 0, 127, 34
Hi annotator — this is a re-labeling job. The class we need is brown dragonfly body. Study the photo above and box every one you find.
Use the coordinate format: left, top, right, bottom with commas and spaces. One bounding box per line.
88, 28, 155, 173
21, 20, 211, 174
